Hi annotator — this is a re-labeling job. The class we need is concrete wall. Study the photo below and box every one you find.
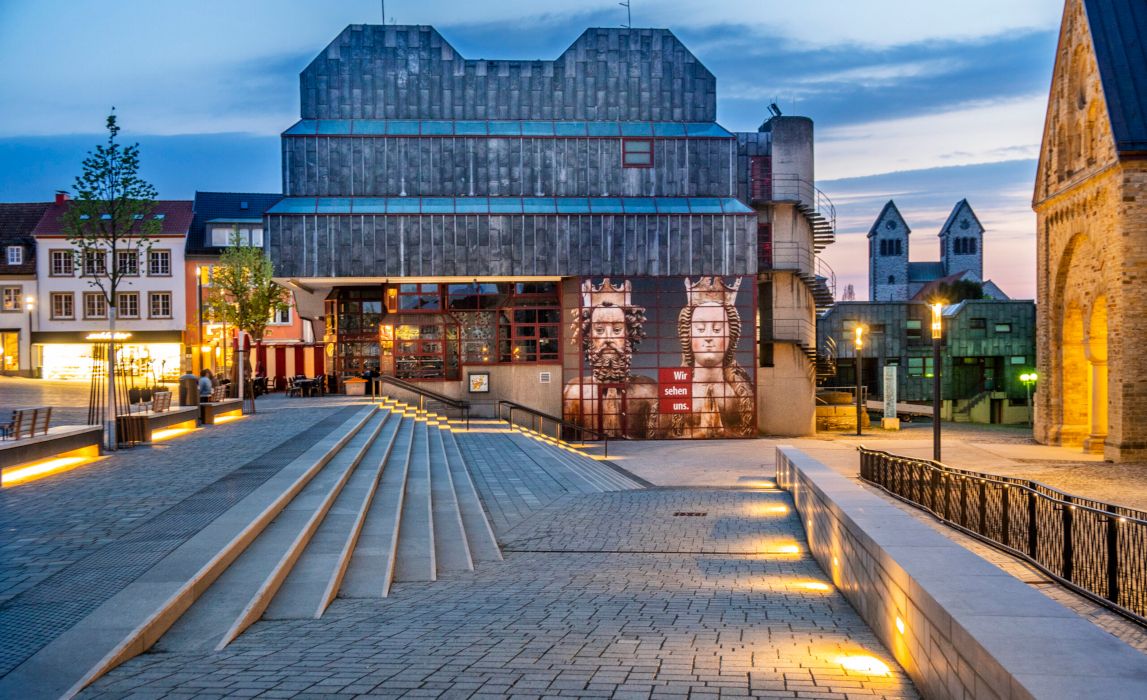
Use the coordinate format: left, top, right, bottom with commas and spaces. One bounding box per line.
756, 345, 814, 436
381, 363, 562, 420
776, 446, 1147, 700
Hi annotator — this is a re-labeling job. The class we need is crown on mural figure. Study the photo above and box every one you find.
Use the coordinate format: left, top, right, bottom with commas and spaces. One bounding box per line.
685, 276, 741, 306
582, 278, 632, 308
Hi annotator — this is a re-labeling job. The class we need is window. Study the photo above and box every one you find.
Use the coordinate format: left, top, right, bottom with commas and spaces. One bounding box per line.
509, 283, 561, 362
907, 357, 935, 378
149, 292, 172, 318
50, 250, 74, 276
116, 250, 139, 276
870, 324, 886, 334
51, 292, 74, 320
210, 226, 264, 247
994, 323, 1012, 333
271, 306, 291, 324
906, 319, 922, 340
887, 275, 895, 285
397, 283, 440, 312
117, 292, 140, 319
969, 318, 986, 330
622, 138, 653, 168
83, 251, 106, 276
954, 237, 977, 255
879, 239, 902, 256
148, 250, 171, 276
83, 292, 107, 319
1010, 356, 1026, 365
6, 246, 22, 265
1, 286, 21, 311
447, 283, 503, 310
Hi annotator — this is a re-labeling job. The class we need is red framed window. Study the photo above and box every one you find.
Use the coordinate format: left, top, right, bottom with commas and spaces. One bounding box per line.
622, 138, 654, 168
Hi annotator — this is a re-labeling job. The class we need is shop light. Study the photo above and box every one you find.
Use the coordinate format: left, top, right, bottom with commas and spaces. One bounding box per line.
85, 331, 132, 341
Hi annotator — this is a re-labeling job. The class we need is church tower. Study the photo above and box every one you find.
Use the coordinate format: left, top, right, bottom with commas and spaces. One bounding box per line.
939, 199, 984, 278
868, 200, 911, 301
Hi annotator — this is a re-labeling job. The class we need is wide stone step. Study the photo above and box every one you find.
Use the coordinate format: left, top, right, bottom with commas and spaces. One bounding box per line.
264, 409, 404, 619
393, 421, 436, 582
340, 415, 416, 598
152, 408, 386, 652
428, 426, 474, 574
442, 428, 502, 564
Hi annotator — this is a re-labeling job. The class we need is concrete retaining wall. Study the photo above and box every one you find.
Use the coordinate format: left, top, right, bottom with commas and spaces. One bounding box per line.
775, 446, 1147, 699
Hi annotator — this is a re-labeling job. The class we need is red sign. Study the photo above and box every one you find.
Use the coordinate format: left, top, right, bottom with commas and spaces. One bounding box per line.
659, 367, 692, 414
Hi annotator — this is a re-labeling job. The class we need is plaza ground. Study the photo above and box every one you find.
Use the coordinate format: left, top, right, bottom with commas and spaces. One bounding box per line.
1, 378, 1144, 697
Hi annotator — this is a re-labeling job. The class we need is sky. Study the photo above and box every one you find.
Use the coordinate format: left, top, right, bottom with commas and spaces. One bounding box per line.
0, 0, 1065, 299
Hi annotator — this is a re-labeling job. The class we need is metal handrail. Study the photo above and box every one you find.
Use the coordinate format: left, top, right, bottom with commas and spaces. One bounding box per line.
377, 375, 470, 430
858, 447, 1147, 626
496, 400, 609, 458
768, 174, 837, 229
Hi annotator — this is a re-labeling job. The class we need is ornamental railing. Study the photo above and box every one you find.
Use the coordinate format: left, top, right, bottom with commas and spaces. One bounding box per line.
859, 447, 1147, 625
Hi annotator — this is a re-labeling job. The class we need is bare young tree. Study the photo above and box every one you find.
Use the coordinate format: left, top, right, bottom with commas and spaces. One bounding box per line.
62, 112, 161, 448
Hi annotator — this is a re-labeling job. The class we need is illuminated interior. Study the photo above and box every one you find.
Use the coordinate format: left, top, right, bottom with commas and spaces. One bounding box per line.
41, 342, 181, 381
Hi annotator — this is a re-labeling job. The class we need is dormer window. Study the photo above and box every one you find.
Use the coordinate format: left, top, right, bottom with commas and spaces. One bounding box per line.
5, 246, 22, 265
622, 138, 653, 168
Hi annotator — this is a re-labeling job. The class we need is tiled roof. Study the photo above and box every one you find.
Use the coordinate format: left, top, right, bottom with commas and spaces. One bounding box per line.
31, 200, 194, 237
0, 202, 49, 274
866, 200, 910, 238
937, 199, 983, 238
188, 192, 282, 255
1084, 0, 1147, 153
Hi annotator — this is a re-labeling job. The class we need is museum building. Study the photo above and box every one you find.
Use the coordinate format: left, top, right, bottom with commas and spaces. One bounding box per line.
268, 25, 836, 437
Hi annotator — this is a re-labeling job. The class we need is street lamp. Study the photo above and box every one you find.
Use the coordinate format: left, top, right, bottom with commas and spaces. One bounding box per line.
24, 295, 35, 375
1020, 372, 1038, 427
854, 324, 866, 436
931, 302, 945, 461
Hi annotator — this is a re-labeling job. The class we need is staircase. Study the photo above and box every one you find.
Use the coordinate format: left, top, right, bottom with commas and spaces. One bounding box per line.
953, 391, 992, 423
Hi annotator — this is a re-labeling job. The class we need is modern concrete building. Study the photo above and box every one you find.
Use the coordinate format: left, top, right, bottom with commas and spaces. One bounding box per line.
868, 199, 1008, 302
29, 200, 193, 381
818, 299, 1036, 424
0, 201, 47, 376
265, 24, 836, 436
1034, 0, 1147, 459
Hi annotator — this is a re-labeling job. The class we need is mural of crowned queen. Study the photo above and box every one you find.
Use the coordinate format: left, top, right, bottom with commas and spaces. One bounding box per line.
562, 279, 659, 438
669, 276, 755, 438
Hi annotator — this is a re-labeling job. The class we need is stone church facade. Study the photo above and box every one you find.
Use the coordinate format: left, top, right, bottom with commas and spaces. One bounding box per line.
1034, 0, 1147, 460
266, 25, 837, 437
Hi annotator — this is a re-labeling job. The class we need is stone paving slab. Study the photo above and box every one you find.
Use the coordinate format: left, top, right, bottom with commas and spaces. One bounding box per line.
81, 489, 918, 699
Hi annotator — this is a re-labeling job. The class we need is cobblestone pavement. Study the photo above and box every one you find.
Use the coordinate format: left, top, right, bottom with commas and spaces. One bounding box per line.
1, 376, 102, 426
83, 488, 917, 699
0, 394, 364, 676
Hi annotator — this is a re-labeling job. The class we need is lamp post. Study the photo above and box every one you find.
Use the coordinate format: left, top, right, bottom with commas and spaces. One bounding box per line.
854, 324, 865, 436
196, 266, 204, 373
931, 302, 944, 461
1020, 372, 1038, 427
24, 295, 35, 376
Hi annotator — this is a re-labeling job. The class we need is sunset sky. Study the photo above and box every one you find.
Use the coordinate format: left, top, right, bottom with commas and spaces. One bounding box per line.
0, 0, 1065, 299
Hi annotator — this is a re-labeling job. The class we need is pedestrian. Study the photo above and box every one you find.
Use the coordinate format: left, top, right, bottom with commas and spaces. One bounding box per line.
199, 369, 214, 400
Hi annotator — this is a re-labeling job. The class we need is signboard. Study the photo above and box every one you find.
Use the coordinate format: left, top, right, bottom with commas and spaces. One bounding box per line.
659, 367, 692, 414
468, 372, 490, 393
883, 366, 898, 419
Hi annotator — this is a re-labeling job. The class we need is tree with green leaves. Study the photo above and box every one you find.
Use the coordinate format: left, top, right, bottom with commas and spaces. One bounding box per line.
929, 280, 985, 304
205, 229, 291, 400
63, 112, 161, 449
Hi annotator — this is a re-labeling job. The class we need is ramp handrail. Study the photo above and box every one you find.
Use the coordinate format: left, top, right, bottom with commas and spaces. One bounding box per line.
496, 400, 609, 458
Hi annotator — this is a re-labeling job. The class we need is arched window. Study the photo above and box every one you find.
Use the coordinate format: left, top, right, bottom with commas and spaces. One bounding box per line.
968, 238, 976, 254
888, 275, 895, 285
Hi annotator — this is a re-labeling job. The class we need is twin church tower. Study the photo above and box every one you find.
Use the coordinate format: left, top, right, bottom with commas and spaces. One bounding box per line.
867, 199, 1003, 302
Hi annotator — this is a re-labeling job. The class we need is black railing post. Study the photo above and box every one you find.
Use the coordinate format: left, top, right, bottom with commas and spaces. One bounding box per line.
1106, 505, 1120, 605
1027, 490, 1039, 559
959, 475, 968, 527
1062, 502, 1075, 582
1001, 486, 1011, 549
977, 479, 987, 535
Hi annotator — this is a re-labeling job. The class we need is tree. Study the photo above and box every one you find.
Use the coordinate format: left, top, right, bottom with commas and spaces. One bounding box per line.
205, 229, 291, 398
63, 112, 161, 449
929, 280, 984, 304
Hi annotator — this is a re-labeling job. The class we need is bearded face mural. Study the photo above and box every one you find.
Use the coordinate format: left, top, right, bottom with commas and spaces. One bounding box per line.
562, 279, 659, 438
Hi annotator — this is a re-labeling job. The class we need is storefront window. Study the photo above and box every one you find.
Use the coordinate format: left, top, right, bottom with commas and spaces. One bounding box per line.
1, 331, 18, 372
397, 283, 440, 311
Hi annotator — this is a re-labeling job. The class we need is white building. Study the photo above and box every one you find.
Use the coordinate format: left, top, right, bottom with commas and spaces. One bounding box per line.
30, 199, 193, 381
0, 202, 47, 376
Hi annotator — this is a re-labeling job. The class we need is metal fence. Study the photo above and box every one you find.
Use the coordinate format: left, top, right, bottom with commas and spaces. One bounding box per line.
859, 447, 1147, 625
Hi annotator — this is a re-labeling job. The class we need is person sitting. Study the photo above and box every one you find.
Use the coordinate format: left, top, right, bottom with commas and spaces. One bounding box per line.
199, 369, 214, 400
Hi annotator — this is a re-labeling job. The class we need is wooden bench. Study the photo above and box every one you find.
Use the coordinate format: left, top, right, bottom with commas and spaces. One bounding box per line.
1, 425, 103, 486
1, 407, 53, 441
200, 385, 243, 425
